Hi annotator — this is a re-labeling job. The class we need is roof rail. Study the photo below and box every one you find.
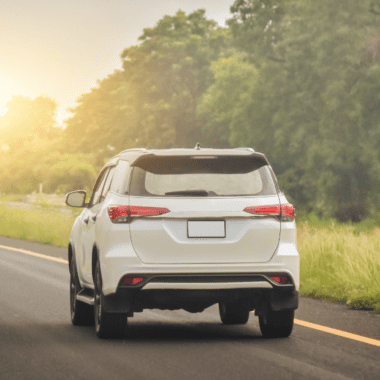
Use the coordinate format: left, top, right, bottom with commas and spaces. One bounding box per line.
234, 147, 255, 152
119, 148, 147, 154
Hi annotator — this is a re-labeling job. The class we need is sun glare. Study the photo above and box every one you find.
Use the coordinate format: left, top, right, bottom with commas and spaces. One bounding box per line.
0, 73, 31, 118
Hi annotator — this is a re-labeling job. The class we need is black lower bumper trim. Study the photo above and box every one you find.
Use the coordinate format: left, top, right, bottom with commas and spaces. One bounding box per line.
102, 287, 299, 314
269, 290, 299, 311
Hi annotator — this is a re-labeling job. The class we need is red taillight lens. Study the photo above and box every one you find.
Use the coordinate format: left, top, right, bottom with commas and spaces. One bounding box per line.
243, 204, 295, 222
108, 206, 129, 223
271, 276, 288, 284
129, 206, 170, 216
243, 205, 281, 215
123, 277, 144, 285
108, 206, 170, 223
281, 204, 295, 221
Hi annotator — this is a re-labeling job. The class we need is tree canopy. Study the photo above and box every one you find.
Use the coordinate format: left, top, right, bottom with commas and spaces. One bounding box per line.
64, 9, 228, 156
4, 3, 380, 222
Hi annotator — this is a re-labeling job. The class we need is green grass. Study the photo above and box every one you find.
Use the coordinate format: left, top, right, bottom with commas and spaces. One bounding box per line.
0, 202, 379, 312
0, 203, 77, 247
298, 219, 380, 313
0, 194, 27, 202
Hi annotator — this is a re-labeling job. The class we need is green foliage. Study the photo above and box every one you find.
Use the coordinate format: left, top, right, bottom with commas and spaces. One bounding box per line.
352, 218, 380, 235
220, 0, 380, 222
121, 10, 228, 148
198, 54, 259, 147
64, 10, 228, 156
0, 96, 60, 151
44, 154, 97, 194
349, 292, 380, 311
4, 2, 380, 224
228, 0, 296, 64
0, 203, 76, 247
298, 220, 380, 312
64, 70, 139, 157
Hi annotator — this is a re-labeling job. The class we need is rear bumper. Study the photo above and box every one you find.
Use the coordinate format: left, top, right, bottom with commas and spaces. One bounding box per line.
100, 249, 300, 296
98, 221, 299, 296
101, 272, 298, 314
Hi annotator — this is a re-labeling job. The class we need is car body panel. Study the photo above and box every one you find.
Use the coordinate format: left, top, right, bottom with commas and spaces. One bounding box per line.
128, 195, 281, 264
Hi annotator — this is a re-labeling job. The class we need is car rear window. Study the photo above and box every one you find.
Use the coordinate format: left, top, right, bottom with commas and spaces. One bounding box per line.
129, 156, 277, 197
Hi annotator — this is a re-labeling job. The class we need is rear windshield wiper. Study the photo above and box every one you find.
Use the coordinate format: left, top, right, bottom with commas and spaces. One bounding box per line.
165, 190, 209, 196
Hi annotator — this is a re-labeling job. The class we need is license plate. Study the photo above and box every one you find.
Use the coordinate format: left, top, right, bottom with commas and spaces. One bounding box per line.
187, 220, 226, 238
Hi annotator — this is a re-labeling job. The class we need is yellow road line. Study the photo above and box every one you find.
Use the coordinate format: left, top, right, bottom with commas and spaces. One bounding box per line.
294, 319, 380, 347
1, 243, 379, 347
0, 244, 68, 264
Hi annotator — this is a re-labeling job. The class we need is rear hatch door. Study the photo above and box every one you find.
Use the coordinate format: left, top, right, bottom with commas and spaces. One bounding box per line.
128, 153, 281, 264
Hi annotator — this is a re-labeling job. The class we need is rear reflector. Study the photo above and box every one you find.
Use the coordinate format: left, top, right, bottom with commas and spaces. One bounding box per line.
271, 276, 288, 284
108, 206, 170, 223
123, 277, 144, 285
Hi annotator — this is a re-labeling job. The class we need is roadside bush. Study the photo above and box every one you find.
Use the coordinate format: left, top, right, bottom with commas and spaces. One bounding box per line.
45, 157, 97, 193
348, 292, 380, 310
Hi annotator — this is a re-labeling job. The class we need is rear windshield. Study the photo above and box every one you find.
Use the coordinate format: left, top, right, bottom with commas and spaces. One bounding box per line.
129, 156, 277, 197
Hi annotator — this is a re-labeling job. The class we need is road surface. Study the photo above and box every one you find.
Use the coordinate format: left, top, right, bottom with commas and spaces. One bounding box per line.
0, 236, 379, 380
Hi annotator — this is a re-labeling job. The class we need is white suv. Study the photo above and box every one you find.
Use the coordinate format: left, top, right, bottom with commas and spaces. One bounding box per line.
66, 147, 299, 339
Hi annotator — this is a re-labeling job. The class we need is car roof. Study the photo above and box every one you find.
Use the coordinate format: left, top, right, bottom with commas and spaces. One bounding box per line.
115, 147, 264, 163
100, 147, 269, 177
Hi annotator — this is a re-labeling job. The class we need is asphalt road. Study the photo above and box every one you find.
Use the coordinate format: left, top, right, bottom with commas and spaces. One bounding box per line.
0, 236, 379, 380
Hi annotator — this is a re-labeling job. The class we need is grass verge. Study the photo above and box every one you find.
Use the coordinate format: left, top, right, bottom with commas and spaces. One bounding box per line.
298, 220, 380, 313
0, 203, 77, 247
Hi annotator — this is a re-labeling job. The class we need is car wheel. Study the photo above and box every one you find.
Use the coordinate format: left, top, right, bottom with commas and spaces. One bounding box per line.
259, 309, 294, 338
70, 258, 94, 326
94, 259, 127, 339
219, 302, 250, 325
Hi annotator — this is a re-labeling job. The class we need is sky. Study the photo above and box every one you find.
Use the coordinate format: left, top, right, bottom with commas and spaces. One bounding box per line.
0, 0, 234, 126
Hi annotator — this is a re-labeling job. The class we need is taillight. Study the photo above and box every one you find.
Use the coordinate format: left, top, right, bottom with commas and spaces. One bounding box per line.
123, 277, 144, 285
107, 206, 170, 223
129, 206, 170, 216
108, 206, 129, 223
243, 205, 281, 215
243, 204, 295, 221
281, 204, 295, 221
271, 276, 289, 284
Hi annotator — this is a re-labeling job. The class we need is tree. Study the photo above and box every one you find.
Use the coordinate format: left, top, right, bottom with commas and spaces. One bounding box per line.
64, 10, 228, 155
64, 70, 139, 159
223, 0, 380, 221
44, 154, 97, 194
121, 10, 228, 148
0, 96, 59, 151
228, 0, 299, 64
198, 54, 259, 148
0, 95, 64, 194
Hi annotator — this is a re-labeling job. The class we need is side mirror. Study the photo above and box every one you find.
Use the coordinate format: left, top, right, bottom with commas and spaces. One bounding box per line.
66, 190, 87, 208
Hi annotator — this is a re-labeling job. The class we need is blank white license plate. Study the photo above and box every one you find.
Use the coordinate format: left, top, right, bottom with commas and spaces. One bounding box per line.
187, 221, 226, 238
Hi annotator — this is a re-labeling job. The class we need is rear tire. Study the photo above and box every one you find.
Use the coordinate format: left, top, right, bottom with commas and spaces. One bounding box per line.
259, 309, 294, 338
70, 258, 94, 326
219, 302, 250, 325
94, 259, 127, 339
